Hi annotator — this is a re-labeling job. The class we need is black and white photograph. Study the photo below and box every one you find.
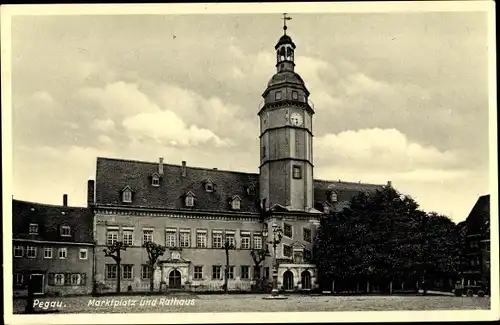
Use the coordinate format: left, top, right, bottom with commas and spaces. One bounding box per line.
2, 2, 498, 324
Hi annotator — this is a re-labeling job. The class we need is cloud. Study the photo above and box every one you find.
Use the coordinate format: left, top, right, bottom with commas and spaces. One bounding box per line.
93, 118, 116, 132
98, 135, 113, 145
315, 128, 461, 173
32, 91, 55, 105
122, 110, 231, 147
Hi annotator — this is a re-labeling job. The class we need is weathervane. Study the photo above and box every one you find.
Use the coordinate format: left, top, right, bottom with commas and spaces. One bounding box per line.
281, 13, 292, 35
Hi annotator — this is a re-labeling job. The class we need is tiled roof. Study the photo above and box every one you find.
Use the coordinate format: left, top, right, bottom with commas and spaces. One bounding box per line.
95, 157, 385, 214
465, 194, 490, 234
12, 199, 93, 243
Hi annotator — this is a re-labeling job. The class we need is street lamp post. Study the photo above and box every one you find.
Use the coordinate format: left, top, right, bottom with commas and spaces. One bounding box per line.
262, 222, 283, 297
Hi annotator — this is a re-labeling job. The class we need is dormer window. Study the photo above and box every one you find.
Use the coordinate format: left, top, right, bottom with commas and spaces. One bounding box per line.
275, 91, 282, 100
122, 187, 133, 203
205, 179, 214, 192
29, 223, 38, 235
329, 191, 338, 203
292, 91, 298, 100
185, 192, 195, 207
247, 184, 256, 196
231, 196, 242, 210
60, 225, 71, 237
151, 173, 160, 187
323, 203, 330, 214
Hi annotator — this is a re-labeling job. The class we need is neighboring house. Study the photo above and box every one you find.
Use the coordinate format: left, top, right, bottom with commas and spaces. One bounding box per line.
460, 194, 490, 290
91, 24, 385, 293
12, 195, 94, 297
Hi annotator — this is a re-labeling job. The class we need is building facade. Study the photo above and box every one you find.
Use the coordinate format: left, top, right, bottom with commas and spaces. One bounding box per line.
12, 196, 94, 297
460, 194, 490, 291
92, 26, 385, 293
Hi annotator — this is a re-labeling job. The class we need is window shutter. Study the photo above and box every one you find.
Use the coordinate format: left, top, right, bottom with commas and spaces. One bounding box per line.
81, 273, 86, 286
65, 273, 71, 285
48, 273, 55, 285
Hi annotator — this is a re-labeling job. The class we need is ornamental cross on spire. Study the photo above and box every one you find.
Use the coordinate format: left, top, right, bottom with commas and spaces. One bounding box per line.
281, 13, 292, 35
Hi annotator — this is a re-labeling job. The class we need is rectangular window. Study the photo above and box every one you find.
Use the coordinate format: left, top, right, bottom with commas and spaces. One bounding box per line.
60, 226, 71, 237
143, 229, 153, 245
107, 230, 118, 246
292, 165, 302, 179
29, 223, 38, 234
152, 176, 160, 187
14, 273, 24, 286
212, 265, 221, 279
55, 273, 65, 286
264, 267, 270, 279
106, 264, 117, 279
283, 244, 292, 257
79, 248, 88, 260
70, 274, 82, 285
122, 265, 133, 279
27, 246, 36, 258
123, 230, 133, 246
231, 199, 241, 210
165, 230, 177, 247
254, 266, 261, 279
180, 230, 191, 248
253, 235, 262, 249
227, 266, 234, 279
304, 249, 312, 262
284, 223, 293, 238
14, 246, 24, 257
44, 247, 53, 259
303, 228, 312, 242
196, 231, 207, 248
292, 90, 298, 100
241, 235, 251, 249
226, 233, 235, 248
194, 266, 203, 280
58, 247, 67, 259
212, 232, 223, 249
141, 265, 150, 279
241, 266, 250, 279
275, 91, 282, 100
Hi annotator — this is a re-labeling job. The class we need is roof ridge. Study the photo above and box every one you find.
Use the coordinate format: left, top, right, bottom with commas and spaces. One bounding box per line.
97, 156, 259, 176
12, 199, 87, 209
313, 178, 385, 187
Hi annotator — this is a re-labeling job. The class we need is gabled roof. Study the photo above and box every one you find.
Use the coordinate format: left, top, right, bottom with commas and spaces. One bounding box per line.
95, 157, 385, 214
12, 199, 93, 243
465, 194, 490, 234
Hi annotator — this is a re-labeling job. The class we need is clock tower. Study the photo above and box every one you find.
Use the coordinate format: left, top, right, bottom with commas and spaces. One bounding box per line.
259, 19, 315, 212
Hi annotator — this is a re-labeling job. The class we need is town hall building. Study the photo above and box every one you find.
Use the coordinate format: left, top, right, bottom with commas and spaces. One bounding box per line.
90, 23, 386, 293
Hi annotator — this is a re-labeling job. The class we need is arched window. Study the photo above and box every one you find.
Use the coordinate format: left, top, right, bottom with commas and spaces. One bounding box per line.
279, 47, 286, 61
286, 46, 293, 60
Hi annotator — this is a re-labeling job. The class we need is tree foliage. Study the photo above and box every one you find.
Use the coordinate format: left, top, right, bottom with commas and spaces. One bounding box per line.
103, 241, 128, 293
314, 186, 461, 293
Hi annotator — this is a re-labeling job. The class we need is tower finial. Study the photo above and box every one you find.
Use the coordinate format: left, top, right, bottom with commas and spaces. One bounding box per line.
281, 13, 292, 35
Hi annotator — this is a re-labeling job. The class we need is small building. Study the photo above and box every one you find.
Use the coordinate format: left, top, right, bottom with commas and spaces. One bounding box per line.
12, 195, 94, 297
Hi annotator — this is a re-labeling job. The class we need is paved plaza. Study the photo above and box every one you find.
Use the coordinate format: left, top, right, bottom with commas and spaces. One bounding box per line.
13, 294, 490, 314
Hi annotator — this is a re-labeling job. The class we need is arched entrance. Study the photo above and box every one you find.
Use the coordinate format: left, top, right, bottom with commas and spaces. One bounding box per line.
168, 269, 181, 289
301, 271, 312, 290
283, 271, 294, 290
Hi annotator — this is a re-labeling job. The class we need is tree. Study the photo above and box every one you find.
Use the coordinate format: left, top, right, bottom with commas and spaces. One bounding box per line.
250, 248, 269, 291
143, 241, 166, 292
222, 239, 235, 294
103, 241, 128, 293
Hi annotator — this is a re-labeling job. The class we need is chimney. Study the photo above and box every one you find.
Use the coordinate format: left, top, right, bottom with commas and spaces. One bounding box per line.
181, 161, 187, 177
87, 180, 95, 207
63, 194, 68, 207
213, 168, 218, 171
159, 157, 164, 175
387, 181, 392, 187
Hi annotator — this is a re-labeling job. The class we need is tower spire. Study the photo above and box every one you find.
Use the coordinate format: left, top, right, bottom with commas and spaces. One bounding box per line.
281, 13, 292, 35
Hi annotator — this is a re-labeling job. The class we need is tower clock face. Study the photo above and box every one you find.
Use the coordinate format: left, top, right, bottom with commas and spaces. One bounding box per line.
290, 113, 303, 126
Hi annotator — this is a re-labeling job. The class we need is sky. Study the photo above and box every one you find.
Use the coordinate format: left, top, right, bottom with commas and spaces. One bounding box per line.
5, 5, 493, 223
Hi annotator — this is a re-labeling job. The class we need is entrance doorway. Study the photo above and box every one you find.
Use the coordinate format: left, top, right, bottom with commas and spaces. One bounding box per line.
283, 271, 294, 290
301, 271, 312, 290
168, 269, 181, 289
30, 274, 44, 295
